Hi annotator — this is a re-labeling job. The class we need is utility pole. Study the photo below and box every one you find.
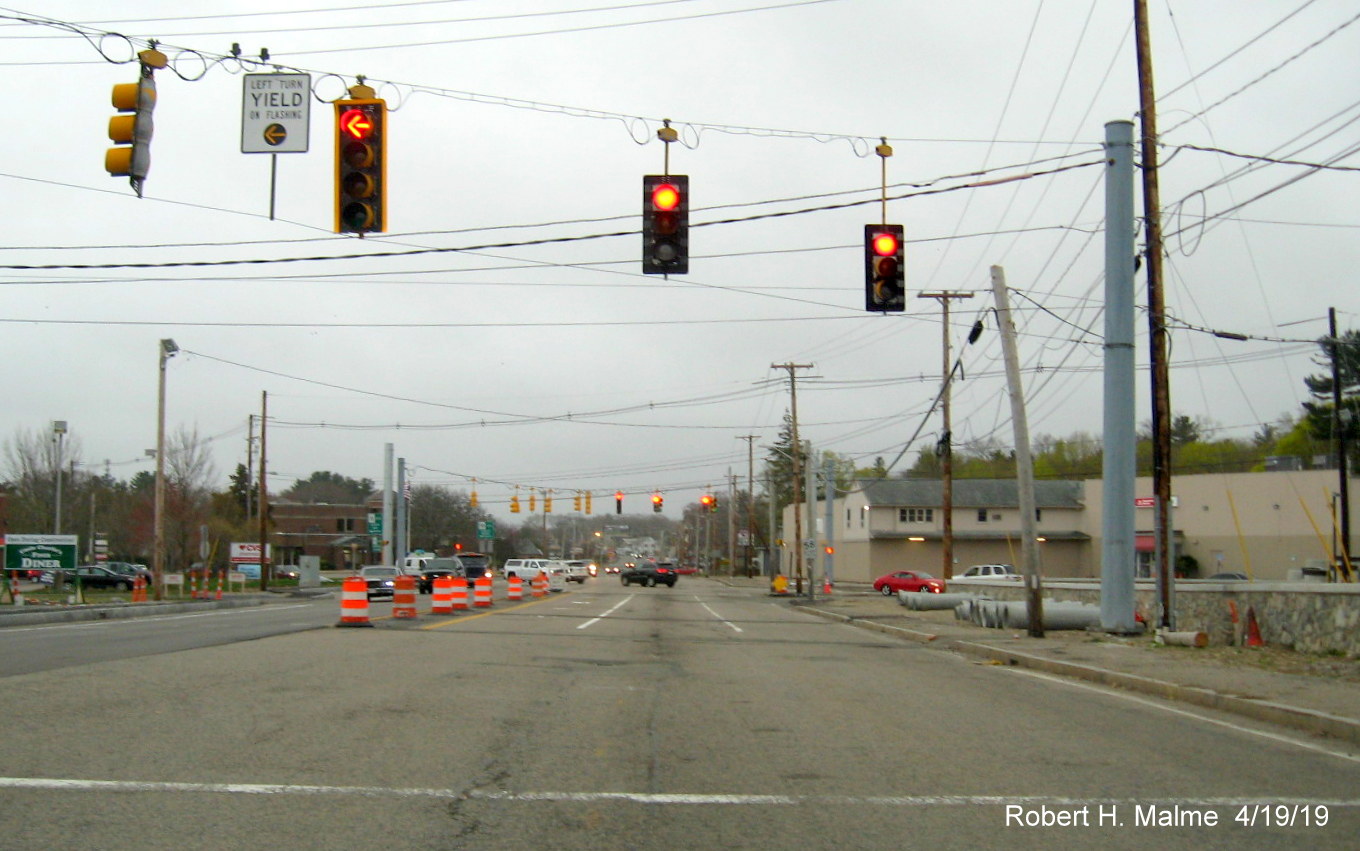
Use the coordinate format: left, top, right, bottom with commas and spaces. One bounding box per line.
991, 267, 1043, 638
1135, 0, 1174, 629
1330, 307, 1353, 581
245, 414, 255, 521
918, 291, 973, 580
258, 391, 270, 592
772, 362, 813, 593
738, 434, 758, 577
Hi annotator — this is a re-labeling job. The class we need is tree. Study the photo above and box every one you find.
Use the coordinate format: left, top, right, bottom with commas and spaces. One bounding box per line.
1302, 328, 1360, 467
2, 425, 83, 534
282, 471, 375, 504
407, 484, 487, 553
763, 410, 809, 511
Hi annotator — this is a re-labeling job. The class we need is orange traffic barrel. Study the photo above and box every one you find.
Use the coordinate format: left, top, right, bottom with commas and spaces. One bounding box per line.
431, 575, 454, 614
450, 577, 469, 610
337, 576, 373, 627
392, 574, 418, 619
532, 570, 547, 598
473, 575, 493, 607
507, 575, 523, 601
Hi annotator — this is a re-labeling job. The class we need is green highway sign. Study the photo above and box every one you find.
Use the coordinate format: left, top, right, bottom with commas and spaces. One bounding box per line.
4, 534, 78, 574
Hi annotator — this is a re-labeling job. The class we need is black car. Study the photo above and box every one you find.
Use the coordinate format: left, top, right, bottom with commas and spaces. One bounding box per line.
620, 561, 677, 588
105, 561, 153, 587
42, 566, 138, 591
417, 557, 492, 593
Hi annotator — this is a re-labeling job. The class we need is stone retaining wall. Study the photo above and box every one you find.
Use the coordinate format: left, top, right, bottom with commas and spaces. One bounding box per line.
949, 579, 1360, 656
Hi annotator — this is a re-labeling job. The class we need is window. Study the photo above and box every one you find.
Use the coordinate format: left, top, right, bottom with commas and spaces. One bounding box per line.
904, 508, 933, 523
336, 518, 356, 532
1035, 508, 1042, 522
977, 509, 988, 523
898, 508, 908, 522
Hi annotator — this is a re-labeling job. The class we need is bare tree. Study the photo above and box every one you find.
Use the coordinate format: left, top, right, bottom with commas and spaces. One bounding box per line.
2, 425, 83, 534
160, 426, 217, 570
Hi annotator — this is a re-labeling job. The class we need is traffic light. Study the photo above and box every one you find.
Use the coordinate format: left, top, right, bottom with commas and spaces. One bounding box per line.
545, 493, 553, 513
105, 49, 166, 197
510, 495, 521, 513
642, 175, 689, 275
615, 491, 624, 515
573, 492, 582, 512
652, 493, 664, 513
335, 98, 386, 234
699, 494, 715, 513
864, 224, 905, 312
584, 491, 592, 514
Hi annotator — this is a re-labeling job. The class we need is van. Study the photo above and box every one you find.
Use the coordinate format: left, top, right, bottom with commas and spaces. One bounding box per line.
502, 558, 546, 579
403, 552, 434, 572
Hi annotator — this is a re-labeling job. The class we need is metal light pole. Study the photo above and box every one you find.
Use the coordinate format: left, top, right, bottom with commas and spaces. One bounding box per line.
154, 338, 178, 601
52, 420, 67, 534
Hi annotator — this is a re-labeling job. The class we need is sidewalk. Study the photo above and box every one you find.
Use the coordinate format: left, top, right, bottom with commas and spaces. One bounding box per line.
778, 585, 1360, 746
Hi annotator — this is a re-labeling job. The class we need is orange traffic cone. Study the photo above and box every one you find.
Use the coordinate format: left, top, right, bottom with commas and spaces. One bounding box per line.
1245, 606, 1263, 647
823, 579, 833, 595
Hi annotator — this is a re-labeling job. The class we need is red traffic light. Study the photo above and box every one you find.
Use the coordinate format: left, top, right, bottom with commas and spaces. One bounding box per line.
651, 183, 681, 211
651, 493, 663, 504
339, 108, 374, 140
700, 494, 713, 506
871, 232, 899, 256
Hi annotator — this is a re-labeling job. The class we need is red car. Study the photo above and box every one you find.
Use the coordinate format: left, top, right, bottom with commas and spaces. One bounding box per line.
873, 571, 945, 596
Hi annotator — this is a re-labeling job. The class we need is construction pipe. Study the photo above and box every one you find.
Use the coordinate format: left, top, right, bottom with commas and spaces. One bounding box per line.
1000, 600, 1101, 631
898, 591, 978, 610
1155, 629, 1208, 647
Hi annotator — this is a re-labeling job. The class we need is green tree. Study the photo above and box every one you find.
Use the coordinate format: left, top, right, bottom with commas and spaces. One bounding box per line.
282, 471, 375, 504
1302, 328, 1360, 467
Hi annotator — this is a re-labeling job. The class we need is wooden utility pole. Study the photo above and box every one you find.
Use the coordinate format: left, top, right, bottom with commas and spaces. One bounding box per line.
1330, 308, 1353, 581
738, 434, 758, 577
258, 391, 270, 593
1135, 0, 1174, 628
772, 363, 813, 593
918, 291, 973, 580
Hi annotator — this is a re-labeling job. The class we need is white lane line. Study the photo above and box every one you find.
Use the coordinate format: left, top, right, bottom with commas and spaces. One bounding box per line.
0, 604, 317, 633
1005, 667, 1360, 764
0, 777, 1355, 809
576, 595, 633, 630
696, 597, 742, 633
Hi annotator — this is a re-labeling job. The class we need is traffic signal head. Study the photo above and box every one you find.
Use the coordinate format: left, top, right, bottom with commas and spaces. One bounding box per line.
864, 224, 905, 312
615, 491, 624, 515
335, 99, 386, 234
510, 495, 521, 514
642, 175, 689, 275
105, 69, 157, 197
651, 493, 664, 513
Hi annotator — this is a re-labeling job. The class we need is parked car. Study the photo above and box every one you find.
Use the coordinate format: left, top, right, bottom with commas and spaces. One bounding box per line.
953, 564, 1021, 581
105, 561, 153, 587
1206, 572, 1249, 581
358, 565, 403, 600
621, 561, 677, 588
41, 565, 138, 591
872, 570, 945, 595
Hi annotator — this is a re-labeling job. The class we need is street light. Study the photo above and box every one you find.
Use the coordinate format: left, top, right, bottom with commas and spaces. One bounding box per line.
52, 420, 67, 534
154, 338, 177, 600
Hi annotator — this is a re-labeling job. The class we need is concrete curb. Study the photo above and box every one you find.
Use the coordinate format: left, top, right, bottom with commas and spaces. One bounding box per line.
799, 605, 1360, 747
0, 596, 283, 627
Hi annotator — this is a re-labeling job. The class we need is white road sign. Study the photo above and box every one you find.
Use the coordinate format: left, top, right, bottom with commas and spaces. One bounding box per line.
241, 73, 311, 154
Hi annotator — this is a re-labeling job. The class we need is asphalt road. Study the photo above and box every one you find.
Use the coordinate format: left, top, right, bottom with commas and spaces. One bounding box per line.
0, 578, 1355, 850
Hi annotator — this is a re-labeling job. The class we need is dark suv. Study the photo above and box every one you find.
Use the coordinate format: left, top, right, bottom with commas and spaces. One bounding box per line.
620, 561, 677, 588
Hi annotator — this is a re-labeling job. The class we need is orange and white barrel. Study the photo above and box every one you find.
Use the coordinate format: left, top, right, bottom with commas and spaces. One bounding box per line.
337, 576, 373, 627
534, 570, 549, 597
431, 575, 455, 614
473, 575, 493, 607
392, 574, 418, 619
507, 575, 523, 601
450, 577, 470, 610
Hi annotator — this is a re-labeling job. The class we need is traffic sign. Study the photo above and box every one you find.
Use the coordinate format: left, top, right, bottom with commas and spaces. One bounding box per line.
242, 73, 311, 154
477, 520, 496, 540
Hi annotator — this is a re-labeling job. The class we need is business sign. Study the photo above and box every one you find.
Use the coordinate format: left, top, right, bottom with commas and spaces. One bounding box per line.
230, 542, 271, 564
241, 73, 311, 154
4, 534, 78, 574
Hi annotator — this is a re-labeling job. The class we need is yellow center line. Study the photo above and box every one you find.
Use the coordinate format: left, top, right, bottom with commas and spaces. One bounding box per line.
418, 593, 566, 630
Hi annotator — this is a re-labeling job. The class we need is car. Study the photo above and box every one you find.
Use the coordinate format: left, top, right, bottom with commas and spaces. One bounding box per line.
561, 560, 593, 583
621, 561, 677, 588
603, 564, 621, 574
415, 556, 490, 593
41, 565, 138, 591
502, 558, 547, 579
105, 561, 154, 587
358, 566, 403, 600
1206, 572, 1249, 581
954, 564, 1021, 581
454, 552, 493, 581
872, 570, 945, 595
417, 566, 459, 594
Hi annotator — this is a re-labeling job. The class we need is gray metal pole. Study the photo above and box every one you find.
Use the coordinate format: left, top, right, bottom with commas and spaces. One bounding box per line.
766, 466, 777, 578
990, 266, 1043, 638
395, 458, 408, 568
382, 444, 394, 567
1099, 119, 1140, 633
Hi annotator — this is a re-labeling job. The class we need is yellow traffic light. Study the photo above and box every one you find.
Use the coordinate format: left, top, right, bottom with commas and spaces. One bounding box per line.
105, 49, 165, 197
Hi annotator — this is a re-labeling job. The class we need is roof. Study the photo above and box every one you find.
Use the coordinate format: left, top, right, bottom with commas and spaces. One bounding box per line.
856, 478, 1085, 509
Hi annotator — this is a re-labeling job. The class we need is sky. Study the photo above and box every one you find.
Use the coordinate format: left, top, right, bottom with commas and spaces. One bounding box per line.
2, 0, 1357, 522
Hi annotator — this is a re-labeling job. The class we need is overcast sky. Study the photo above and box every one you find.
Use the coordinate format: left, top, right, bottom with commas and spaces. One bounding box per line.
3, 0, 1357, 521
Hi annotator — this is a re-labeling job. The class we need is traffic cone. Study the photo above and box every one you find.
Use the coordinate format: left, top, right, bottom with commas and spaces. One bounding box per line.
1245, 606, 1263, 647
823, 579, 833, 595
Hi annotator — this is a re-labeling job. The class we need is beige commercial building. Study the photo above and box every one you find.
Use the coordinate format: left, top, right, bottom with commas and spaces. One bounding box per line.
780, 470, 1351, 584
